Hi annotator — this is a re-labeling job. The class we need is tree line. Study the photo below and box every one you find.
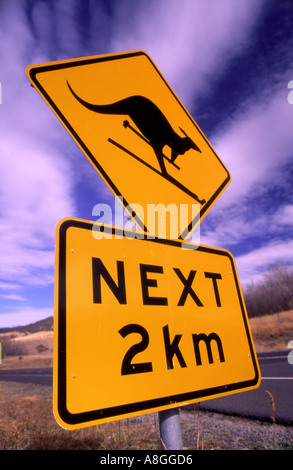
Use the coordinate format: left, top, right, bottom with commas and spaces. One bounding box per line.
243, 264, 293, 317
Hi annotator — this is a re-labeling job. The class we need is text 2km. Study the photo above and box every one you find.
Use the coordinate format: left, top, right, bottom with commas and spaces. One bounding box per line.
118, 323, 225, 375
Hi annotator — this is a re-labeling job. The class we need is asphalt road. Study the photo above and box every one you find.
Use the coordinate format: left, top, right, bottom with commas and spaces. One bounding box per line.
198, 351, 293, 425
0, 367, 53, 386
0, 351, 292, 425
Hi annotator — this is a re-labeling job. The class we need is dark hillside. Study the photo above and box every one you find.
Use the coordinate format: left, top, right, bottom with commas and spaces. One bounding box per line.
0, 316, 53, 334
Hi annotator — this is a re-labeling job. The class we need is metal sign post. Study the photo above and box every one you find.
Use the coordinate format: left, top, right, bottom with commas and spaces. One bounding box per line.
159, 408, 183, 450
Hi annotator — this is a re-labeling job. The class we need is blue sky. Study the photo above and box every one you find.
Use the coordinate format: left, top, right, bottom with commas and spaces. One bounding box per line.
0, 0, 293, 327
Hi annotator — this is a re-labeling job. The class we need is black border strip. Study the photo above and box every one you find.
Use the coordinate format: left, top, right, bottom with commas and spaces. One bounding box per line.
28, 51, 231, 239
56, 219, 259, 426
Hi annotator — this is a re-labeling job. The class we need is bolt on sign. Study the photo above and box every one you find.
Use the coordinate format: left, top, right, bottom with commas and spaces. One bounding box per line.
53, 218, 260, 430
26, 51, 230, 239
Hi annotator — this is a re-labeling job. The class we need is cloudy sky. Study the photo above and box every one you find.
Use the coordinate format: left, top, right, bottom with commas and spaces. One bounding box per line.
1, 0, 293, 327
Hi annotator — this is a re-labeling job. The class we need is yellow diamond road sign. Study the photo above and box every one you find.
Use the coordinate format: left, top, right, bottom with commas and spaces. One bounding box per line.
27, 51, 231, 239
53, 218, 260, 430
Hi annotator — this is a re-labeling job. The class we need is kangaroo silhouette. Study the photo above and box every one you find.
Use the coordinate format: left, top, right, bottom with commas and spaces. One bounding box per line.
67, 81, 201, 175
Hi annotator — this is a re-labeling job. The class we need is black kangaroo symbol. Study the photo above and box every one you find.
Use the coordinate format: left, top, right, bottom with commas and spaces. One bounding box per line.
67, 81, 201, 175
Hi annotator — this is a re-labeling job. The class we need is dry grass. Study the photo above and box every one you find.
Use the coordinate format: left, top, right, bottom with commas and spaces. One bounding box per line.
0, 331, 53, 370
249, 309, 293, 353
1, 381, 292, 450
0, 381, 161, 450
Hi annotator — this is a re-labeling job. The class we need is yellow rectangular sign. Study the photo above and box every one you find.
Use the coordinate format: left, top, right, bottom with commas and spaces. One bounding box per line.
27, 51, 230, 239
54, 218, 260, 429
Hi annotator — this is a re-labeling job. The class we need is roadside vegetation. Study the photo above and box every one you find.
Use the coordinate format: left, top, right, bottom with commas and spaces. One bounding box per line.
243, 264, 293, 318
